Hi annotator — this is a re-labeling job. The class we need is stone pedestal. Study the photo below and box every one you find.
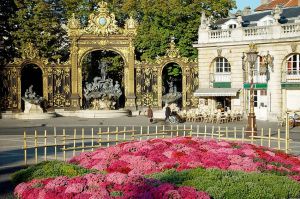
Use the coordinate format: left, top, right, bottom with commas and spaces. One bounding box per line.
24, 100, 43, 114
125, 95, 137, 110
70, 94, 81, 110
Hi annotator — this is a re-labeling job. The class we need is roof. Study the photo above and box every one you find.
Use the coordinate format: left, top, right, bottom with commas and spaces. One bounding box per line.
256, 0, 299, 11
214, 6, 300, 28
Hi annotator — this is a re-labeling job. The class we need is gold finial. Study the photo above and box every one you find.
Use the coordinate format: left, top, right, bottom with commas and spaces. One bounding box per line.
98, 1, 108, 14
68, 13, 80, 29
21, 42, 39, 60
166, 38, 180, 58
248, 42, 257, 53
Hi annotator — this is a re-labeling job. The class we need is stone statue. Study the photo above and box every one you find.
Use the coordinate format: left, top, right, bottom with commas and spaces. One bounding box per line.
83, 76, 123, 110
167, 80, 174, 93
22, 85, 43, 113
98, 61, 107, 80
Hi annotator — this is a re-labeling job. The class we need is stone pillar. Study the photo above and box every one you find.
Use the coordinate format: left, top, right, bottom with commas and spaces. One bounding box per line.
43, 73, 48, 100
70, 38, 80, 110
267, 55, 282, 121
125, 40, 136, 110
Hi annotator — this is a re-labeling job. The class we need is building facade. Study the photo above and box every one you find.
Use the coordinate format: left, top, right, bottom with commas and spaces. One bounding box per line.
193, 6, 300, 121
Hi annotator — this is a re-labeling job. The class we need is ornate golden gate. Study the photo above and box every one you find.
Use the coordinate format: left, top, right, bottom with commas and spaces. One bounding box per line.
67, 1, 137, 109
135, 40, 199, 109
1, 43, 72, 111
0, 2, 199, 112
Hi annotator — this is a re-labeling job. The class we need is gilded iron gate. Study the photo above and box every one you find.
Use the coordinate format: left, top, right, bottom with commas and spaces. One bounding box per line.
0, 43, 72, 111
135, 40, 199, 109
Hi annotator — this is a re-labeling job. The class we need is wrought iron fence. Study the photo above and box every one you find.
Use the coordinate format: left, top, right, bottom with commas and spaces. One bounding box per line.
22, 120, 297, 166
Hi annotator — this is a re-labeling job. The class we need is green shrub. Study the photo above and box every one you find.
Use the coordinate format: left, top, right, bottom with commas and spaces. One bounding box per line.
11, 161, 97, 185
150, 168, 300, 199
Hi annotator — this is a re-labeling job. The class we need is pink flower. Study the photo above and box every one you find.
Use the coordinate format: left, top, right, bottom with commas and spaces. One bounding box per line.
64, 183, 85, 194
106, 172, 128, 185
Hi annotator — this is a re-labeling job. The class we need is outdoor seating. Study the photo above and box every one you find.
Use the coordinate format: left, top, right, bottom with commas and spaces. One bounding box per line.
179, 108, 243, 124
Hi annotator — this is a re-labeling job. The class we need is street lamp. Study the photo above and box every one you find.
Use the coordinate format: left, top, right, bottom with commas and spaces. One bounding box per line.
245, 43, 259, 135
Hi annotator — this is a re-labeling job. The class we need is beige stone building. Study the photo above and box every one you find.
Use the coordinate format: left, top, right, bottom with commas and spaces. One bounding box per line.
193, 5, 300, 121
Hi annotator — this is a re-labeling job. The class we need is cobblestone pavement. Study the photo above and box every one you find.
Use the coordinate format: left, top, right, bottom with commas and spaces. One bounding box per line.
0, 115, 299, 197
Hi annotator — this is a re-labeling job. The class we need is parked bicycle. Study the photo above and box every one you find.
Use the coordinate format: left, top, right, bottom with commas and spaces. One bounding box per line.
289, 112, 300, 129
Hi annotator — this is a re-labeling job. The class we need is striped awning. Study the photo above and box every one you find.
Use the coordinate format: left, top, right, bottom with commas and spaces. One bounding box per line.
194, 88, 240, 97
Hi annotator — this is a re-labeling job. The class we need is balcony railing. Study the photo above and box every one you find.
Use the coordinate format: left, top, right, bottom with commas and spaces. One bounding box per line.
246, 71, 267, 83
282, 24, 300, 34
282, 71, 300, 82
198, 23, 300, 44
210, 73, 231, 82
244, 26, 268, 37
209, 30, 231, 39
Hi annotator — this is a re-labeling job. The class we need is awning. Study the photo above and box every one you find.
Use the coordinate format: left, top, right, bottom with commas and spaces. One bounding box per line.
194, 88, 240, 97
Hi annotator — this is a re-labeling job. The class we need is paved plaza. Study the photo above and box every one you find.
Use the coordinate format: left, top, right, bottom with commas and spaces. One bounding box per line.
0, 115, 299, 197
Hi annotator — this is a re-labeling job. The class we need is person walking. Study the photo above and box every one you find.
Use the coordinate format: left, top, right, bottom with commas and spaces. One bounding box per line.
165, 104, 171, 122
147, 106, 153, 123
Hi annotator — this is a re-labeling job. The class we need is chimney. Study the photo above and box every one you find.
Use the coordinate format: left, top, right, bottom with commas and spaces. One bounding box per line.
242, 7, 252, 16
261, 0, 272, 5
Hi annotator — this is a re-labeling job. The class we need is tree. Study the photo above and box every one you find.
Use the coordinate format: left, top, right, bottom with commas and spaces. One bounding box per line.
126, 0, 236, 61
9, 0, 68, 61
0, 0, 16, 66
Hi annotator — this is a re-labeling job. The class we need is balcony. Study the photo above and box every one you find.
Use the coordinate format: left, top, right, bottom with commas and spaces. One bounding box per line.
197, 23, 300, 44
210, 73, 231, 88
243, 71, 268, 89
282, 71, 300, 82
252, 71, 267, 83
210, 73, 231, 82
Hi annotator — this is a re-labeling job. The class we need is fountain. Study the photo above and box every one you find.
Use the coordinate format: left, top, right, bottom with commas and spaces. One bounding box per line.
56, 61, 129, 118
2, 85, 56, 119
162, 80, 182, 105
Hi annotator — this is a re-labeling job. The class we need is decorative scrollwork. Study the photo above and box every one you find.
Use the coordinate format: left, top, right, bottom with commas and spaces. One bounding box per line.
21, 43, 39, 60
68, 13, 81, 29
84, 1, 120, 35
142, 93, 153, 106
166, 38, 180, 58
53, 94, 66, 107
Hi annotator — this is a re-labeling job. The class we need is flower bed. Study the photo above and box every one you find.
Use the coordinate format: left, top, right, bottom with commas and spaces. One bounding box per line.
14, 173, 209, 199
69, 137, 300, 179
14, 137, 300, 198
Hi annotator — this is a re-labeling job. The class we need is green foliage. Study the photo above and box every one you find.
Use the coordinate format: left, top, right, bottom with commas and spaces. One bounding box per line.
127, 0, 236, 61
150, 168, 300, 199
7, 0, 236, 62
11, 161, 97, 185
10, 0, 68, 61
166, 63, 182, 77
0, 0, 17, 65
82, 50, 124, 84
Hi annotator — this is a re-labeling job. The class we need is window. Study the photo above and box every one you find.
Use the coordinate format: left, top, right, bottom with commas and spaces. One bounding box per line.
216, 57, 231, 73
228, 24, 237, 29
262, 20, 274, 26
287, 54, 300, 75
254, 90, 258, 107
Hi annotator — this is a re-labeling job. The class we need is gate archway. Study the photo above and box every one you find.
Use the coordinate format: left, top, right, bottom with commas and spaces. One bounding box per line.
135, 40, 199, 109
67, 1, 137, 109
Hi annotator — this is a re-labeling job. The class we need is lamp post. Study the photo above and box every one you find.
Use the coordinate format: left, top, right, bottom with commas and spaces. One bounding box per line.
245, 43, 259, 135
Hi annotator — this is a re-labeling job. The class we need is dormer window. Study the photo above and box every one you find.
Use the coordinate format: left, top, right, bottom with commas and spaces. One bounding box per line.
257, 16, 275, 26
221, 19, 238, 30
229, 24, 237, 29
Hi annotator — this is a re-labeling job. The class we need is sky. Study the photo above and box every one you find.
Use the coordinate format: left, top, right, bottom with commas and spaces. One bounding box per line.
234, 0, 261, 11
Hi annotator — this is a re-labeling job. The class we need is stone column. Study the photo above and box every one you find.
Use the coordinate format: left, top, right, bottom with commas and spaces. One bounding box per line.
125, 40, 136, 110
267, 55, 282, 121
70, 38, 80, 110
